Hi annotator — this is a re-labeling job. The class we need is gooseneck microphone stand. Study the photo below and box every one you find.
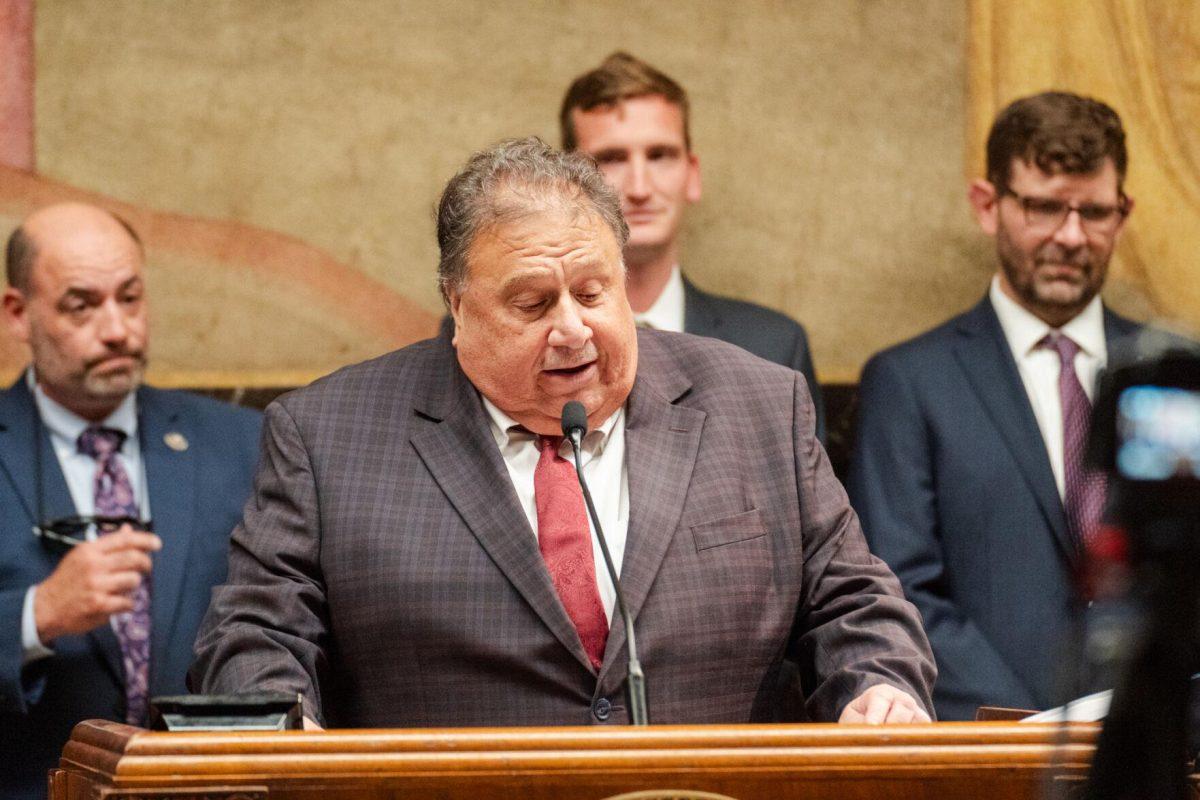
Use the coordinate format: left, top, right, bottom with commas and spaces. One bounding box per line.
561, 400, 649, 725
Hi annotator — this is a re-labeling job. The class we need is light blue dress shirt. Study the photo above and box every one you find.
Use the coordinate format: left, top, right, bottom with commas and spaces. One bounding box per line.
21, 372, 148, 662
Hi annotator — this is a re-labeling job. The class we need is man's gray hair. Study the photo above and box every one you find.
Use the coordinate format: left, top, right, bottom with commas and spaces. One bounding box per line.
436, 136, 628, 302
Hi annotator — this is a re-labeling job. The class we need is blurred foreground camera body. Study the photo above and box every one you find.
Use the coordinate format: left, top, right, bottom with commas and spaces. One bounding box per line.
1084, 328, 1200, 800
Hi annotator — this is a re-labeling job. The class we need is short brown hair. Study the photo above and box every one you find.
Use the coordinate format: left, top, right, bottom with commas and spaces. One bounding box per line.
986, 91, 1127, 192
4, 225, 37, 292
560, 51, 691, 152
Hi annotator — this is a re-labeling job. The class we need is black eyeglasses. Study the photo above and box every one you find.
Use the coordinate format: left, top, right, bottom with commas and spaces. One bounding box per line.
33, 515, 153, 550
1000, 189, 1129, 235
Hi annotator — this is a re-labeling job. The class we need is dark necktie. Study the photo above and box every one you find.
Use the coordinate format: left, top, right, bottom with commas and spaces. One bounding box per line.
1041, 334, 1107, 552
534, 435, 608, 671
77, 426, 152, 726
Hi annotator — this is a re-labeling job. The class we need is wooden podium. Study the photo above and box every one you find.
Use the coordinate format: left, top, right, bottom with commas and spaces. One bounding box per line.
50, 720, 1103, 800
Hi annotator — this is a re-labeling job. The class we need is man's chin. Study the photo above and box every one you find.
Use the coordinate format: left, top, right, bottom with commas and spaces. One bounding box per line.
624, 231, 674, 260
1027, 282, 1097, 321
84, 367, 143, 400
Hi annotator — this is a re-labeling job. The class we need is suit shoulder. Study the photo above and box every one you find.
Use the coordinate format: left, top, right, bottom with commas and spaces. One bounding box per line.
709, 293, 808, 335
642, 329, 799, 388
140, 386, 261, 428
272, 336, 446, 415
863, 311, 971, 374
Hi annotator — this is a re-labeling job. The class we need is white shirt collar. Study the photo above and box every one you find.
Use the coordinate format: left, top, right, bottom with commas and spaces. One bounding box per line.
27, 368, 139, 448
988, 274, 1106, 360
480, 394, 622, 459
633, 264, 685, 333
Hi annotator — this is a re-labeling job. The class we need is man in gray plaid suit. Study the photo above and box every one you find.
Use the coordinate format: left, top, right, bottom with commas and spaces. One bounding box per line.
192, 138, 934, 727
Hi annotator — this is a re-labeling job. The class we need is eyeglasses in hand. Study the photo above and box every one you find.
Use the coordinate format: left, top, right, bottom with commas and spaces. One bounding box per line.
33, 515, 154, 550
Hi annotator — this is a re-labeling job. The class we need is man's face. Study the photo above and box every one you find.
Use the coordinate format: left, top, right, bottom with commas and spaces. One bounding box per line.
970, 157, 1130, 327
3, 210, 149, 420
448, 203, 637, 435
570, 94, 701, 265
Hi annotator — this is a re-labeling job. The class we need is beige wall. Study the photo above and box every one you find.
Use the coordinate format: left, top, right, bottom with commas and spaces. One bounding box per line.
34, 0, 982, 383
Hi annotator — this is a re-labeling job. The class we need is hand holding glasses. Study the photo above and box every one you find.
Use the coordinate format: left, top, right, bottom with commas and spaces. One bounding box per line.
34, 515, 154, 551
31, 520, 162, 642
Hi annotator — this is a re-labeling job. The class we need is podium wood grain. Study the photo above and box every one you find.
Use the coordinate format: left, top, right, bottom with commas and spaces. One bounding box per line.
51, 720, 1100, 800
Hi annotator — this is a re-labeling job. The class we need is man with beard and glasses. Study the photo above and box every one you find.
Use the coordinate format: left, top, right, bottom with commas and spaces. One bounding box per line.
848, 92, 1141, 720
0, 203, 261, 799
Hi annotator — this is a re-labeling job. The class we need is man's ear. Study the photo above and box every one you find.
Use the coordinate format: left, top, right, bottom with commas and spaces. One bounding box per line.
1113, 194, 1135, 239
446, 289, 463, 347
685, 152, 702, 204
1, 288, 31, 346
967, 178, 1000, 236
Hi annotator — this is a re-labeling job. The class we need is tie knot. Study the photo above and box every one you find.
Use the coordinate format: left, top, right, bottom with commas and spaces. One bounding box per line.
77, 426, 127, 459
538, 435, 564, 455
1040, 332, 1081, 364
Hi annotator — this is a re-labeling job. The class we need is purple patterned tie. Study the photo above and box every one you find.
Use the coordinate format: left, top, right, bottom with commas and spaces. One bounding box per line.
1041, 334, 1107, 552
77, 426, 151, 727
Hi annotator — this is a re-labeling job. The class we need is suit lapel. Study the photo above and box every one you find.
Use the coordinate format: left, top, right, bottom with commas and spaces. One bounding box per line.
137, 388, 199, 690
409, 353, 594, 672
0, 378, 75, 525
951, 300, 1074, 562
599, 332, 705, 687
1102, 307, 1141, 353
0, 378, 125, 686
683, 278, 721, 337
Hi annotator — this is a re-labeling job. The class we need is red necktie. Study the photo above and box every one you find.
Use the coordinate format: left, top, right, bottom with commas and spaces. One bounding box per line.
1041, 333, 1107, 551
534, 435, 608, 670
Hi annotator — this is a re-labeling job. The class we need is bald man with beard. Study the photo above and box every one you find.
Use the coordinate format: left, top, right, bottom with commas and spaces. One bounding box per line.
0, 203, 261, 799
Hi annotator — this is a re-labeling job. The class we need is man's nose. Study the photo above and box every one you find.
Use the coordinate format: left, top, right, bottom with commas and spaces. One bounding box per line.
624, 154, 650, 201
95, 300, 130, 344
546, 297, 591, 350
1053, 208, 1089, 249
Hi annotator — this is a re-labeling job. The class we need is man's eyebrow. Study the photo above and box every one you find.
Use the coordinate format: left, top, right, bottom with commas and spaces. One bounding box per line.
499, 269, 555, 294
60, 286, 102, 302
589, 146, 629, 159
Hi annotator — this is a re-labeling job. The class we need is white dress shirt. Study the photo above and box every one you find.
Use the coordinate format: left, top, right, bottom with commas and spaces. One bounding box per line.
481, 396, 629, 623
989, 275, 1107, 499
21, 371, 148, 661
633, 264, 686, 333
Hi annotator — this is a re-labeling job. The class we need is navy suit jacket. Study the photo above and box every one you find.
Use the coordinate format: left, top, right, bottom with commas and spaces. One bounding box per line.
847, 296, 1140, 720
0, 379, 260, 799
683, 279, 825, 443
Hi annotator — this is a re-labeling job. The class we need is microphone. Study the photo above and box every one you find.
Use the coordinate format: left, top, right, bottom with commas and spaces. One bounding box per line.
561, 400, 649, 725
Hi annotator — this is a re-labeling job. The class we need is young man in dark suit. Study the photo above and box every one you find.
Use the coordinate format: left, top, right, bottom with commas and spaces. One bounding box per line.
0, 203, 261, 798
849, 92, 1139, 720
560, 52, 825, 441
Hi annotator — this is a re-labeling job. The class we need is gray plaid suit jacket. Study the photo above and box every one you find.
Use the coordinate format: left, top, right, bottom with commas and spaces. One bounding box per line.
191, 328, 934, 725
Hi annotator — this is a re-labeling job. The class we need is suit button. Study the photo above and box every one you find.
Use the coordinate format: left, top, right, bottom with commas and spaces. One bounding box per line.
593, 697, 612, 721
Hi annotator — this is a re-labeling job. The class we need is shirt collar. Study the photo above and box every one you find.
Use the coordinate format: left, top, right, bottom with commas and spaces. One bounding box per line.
633, 264, 685, 333
988, 274, 1106, 359
27, 368, 139, 448
480, 394, 622, 458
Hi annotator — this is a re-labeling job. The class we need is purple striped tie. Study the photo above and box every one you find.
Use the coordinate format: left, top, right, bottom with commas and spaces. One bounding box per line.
77, 426, 152, 727
1041, 334, 1107, 552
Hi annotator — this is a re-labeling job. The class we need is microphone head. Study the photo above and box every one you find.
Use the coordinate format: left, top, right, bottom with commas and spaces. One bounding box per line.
561, 401, 588, 438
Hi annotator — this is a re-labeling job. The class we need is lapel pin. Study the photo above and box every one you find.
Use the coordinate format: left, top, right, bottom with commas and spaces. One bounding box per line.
164, 432, 189, 452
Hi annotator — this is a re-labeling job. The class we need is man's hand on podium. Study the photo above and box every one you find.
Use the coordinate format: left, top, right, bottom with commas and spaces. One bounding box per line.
303, 716, 324, 731
839, 684, 931, 724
